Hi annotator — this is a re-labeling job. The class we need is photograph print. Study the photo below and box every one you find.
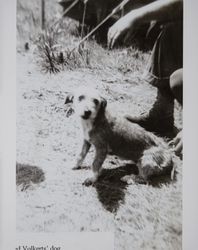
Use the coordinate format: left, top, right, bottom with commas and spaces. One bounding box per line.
16, 0, 183, 249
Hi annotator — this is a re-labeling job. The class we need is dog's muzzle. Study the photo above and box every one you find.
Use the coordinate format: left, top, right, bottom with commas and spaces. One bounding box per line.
81, 110, 91, 120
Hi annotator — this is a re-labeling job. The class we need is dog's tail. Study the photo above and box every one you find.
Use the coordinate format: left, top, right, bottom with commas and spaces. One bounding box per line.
139, 146, 173, 180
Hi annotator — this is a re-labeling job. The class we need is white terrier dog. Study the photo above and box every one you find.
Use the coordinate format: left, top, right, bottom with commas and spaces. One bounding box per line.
65, 87, 174, 186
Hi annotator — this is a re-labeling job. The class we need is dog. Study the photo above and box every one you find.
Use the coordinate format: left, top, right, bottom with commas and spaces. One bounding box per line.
65, 87, 175, 186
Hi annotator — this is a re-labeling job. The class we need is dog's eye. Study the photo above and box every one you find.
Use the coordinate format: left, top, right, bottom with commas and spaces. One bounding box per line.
78, 95, 85, 101
93, 99, 99, 106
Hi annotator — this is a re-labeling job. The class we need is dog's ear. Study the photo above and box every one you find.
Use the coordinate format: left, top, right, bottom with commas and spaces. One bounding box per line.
64, 93, 75, 118
94, 97, 107, 124
100, 97, 107, 110
65, 93, 74, 104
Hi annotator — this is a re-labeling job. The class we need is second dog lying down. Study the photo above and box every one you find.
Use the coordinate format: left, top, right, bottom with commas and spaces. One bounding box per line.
65, 87, 174, 186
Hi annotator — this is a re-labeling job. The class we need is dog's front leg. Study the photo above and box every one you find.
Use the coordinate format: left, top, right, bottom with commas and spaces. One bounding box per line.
73, 140, 91, 170
83, 146, 107, 186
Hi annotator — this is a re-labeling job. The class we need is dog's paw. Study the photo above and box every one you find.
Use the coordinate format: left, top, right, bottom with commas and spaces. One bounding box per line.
83, 177, 97, 186
72, 165, 90, 170
72, 165, 81, 170
121, 175, 136, 185
121, 175, 148, 185
134, 175, 148, 185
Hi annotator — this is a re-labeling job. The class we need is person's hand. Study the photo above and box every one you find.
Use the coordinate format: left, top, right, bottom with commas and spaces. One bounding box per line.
170, 130, 183, 157
107, 11, 140, 49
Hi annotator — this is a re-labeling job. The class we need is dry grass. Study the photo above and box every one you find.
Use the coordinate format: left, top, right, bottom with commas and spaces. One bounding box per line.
34, 23, 147, 74
16, 1, 182, 249
35, 21, 93, 73
17, 0, 149, 73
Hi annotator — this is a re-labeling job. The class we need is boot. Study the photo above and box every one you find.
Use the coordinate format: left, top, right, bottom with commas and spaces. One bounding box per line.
126, 87, 178, 138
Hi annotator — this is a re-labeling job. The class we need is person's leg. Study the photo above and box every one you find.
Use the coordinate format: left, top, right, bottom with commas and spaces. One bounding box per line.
126, 21, 183, 137
126, 86, 175, 135
170, 68, 183, 105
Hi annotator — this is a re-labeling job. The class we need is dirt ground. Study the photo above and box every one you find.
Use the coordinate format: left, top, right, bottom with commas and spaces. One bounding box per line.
16, 1, 182, 249
16, 49, 182, 249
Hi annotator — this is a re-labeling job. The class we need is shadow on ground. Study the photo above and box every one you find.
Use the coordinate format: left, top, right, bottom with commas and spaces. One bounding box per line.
16, 163, 45, 191
94, 163, 175, 213
95, 164, 138, 213
149, 170, 177, 188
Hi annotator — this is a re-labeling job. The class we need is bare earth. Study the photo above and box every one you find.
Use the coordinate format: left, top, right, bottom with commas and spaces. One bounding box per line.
16, 1, 182, 249
16, 48, 182, 250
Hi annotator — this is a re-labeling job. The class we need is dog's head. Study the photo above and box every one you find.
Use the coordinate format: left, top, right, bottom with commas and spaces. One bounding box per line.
65, 87, 107, 120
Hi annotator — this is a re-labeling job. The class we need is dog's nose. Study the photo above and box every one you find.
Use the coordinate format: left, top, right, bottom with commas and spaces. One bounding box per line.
84, 110, 91, 117
81, 110, 91, 119
81, 110, 92, 119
